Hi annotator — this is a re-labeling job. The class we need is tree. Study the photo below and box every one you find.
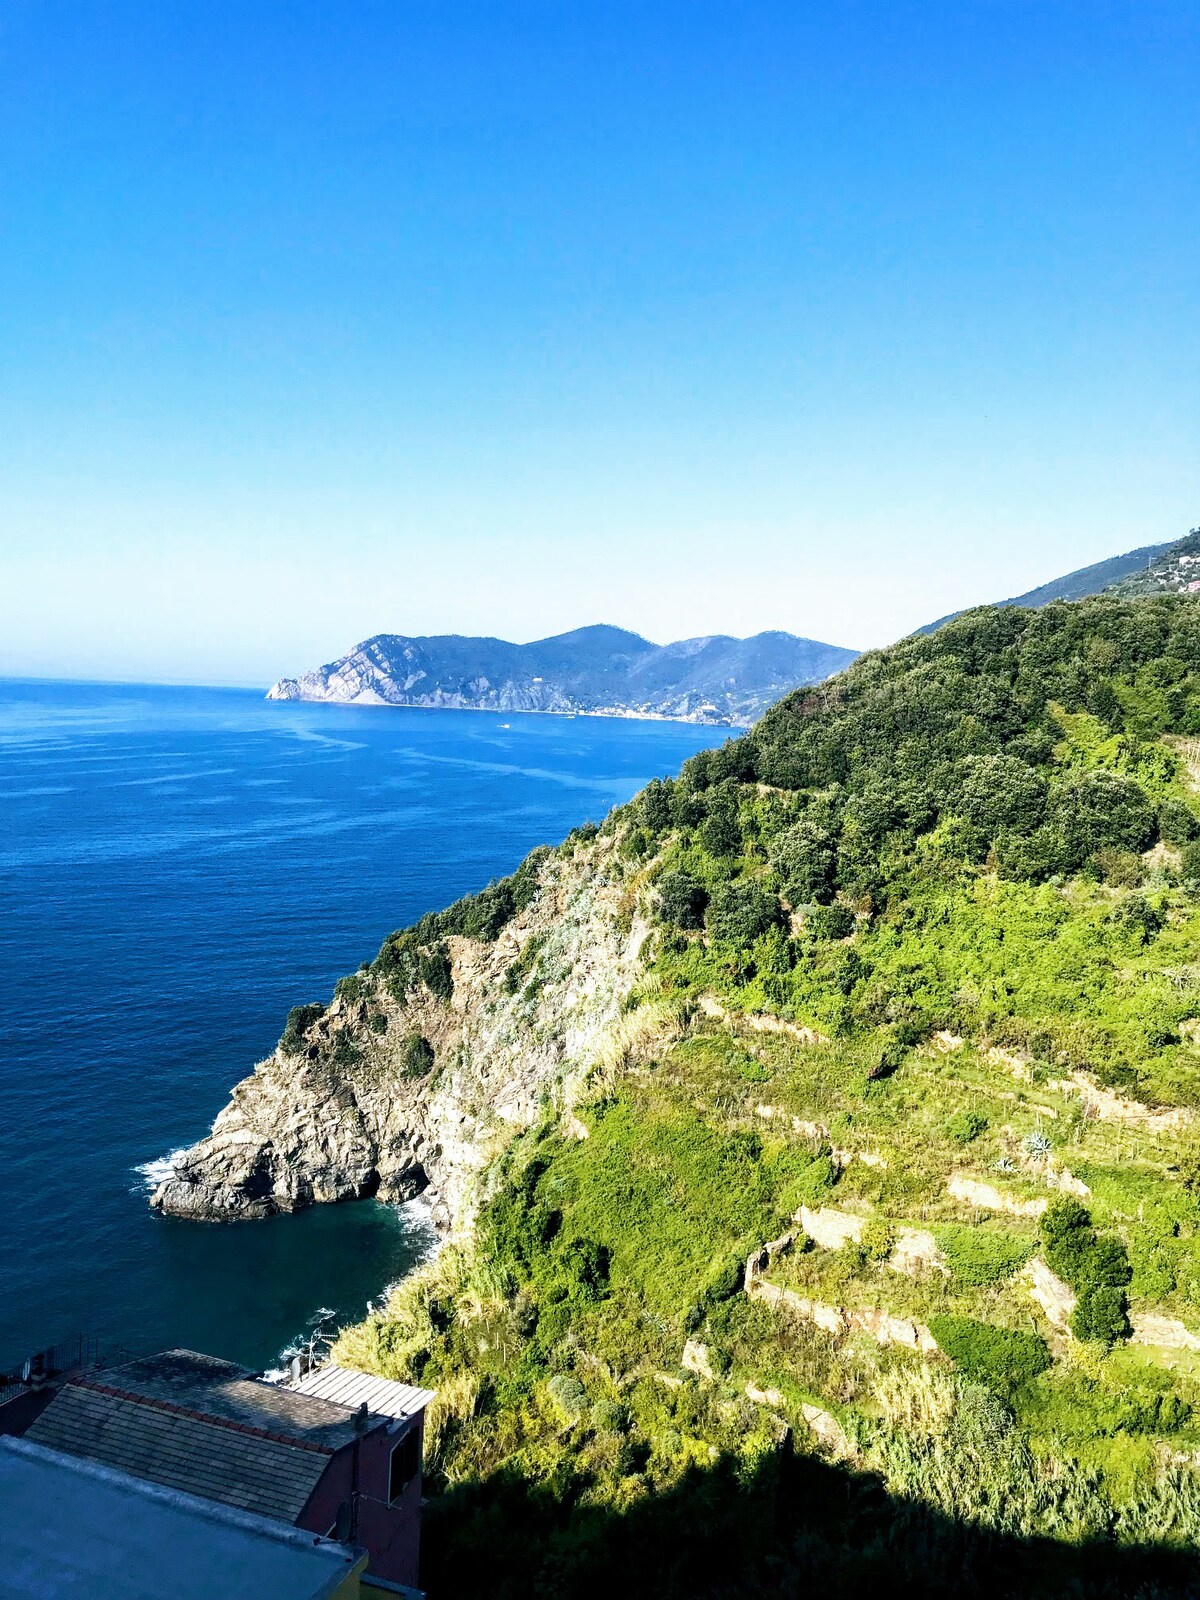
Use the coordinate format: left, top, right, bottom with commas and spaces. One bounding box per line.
420, 942, 454, 999
698, 782, 742, 859
955, 755, 1047, 837
771, 820, 836, 905
1048, 772, 1157, 870
640, 779, 673, 835
1159, 798, 1199, 845
1041, 1198, 1131, 1345
657, 870, 708, 930
707, 878, 784, 944
1073, 1284, 1131, 1345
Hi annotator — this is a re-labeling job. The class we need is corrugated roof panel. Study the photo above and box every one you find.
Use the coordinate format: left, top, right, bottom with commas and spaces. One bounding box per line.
292, 1364, 435, 1420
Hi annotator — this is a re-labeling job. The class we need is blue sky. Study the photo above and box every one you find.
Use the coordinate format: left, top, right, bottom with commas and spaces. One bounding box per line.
1, 1, 1196, 684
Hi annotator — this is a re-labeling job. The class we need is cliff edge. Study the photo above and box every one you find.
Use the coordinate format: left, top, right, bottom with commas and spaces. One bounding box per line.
151, 832, 651, 1232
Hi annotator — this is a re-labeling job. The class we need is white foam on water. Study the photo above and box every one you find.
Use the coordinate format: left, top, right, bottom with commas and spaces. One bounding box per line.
264, 1307, 342, 1382
367, 1197, 440, 1315
132, 1146, 190, 1194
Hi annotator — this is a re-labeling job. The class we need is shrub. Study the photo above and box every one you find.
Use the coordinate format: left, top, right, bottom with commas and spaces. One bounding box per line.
1025, 1367, 1190, 1438
504, 932, 547, 996
946, 1109, 988, 1145
545, 1373, 587, 1424
331, 1033, 362, 1067
420, 943, 454, 999
400, 1033, 436, 1079
280, 1002, 325, 1054
408, 847, 551, 945
592, 1399, 627, 1434
860, 1219, 896, 1264
1182, 840, 1200, 883
928, 1314, 1051, 1393
1109, 895, 1165, 944
658, 870, 708, 930
807, 902, 856, 941
936, 1225, 1035, 1286
1093, 848, 1145, 887
334, 973, 368, 1006
706, 878, 784, 945
1072, 1284, 1132, 1346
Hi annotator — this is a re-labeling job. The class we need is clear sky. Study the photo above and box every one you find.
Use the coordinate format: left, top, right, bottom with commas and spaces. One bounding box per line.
0, 2, 1196, 686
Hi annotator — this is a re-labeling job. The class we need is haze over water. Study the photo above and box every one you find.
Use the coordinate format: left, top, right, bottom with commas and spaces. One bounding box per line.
0, 679, 722, 1370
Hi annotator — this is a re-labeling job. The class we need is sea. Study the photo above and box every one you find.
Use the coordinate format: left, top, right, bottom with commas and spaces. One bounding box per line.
0, 678, 723, 1372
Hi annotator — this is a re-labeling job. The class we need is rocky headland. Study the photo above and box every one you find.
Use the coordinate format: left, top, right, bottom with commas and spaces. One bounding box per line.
151, 831, 650, 1233
265, 623, 858, 727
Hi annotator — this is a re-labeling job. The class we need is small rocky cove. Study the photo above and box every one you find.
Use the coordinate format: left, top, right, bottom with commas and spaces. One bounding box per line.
152, 833, 647, 1234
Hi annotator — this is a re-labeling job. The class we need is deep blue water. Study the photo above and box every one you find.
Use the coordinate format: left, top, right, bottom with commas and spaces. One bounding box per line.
0, 679, 722, 1370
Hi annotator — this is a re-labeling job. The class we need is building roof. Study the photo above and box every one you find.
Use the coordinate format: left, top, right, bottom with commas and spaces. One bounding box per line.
26, 1381, 333, 1523
0, 1436, 364, 1600
291, 1364, 435, 1422
84, 1349, 371, 1449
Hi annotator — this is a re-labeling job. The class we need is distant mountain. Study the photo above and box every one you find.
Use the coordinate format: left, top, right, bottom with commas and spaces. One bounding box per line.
920, 531, 1190, 633
266, 624, 859, 727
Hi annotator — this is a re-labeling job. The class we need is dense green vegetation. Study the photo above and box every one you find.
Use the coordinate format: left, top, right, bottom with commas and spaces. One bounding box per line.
1042, 1199, 1133, 1345
335, 596, 1200, 1596
926, 1313, 1051, 1393
279, 1001, 325, 1054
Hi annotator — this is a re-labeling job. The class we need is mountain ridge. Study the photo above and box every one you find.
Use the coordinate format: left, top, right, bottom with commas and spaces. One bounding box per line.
266, 623, 859, 727
921, 527, 1197, 633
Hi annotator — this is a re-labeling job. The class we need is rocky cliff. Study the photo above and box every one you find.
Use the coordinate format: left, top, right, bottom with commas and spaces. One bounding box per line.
151, 832, 650, 1233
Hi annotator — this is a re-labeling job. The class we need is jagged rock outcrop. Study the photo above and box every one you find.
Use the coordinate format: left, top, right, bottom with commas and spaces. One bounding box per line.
152, 837, 653, 1232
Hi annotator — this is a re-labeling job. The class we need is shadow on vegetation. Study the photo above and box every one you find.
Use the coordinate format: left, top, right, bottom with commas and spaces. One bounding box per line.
423, 1440, 1200, 1600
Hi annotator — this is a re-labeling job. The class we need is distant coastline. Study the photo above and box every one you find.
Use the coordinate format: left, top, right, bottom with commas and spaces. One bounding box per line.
266, 694, 754, 729
266, 623, 858, 729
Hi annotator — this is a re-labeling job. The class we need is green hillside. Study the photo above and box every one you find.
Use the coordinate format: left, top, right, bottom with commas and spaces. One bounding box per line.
338, 594, 1200, 1598
1108, 530, 1200, 601
921, 524, 1199, 634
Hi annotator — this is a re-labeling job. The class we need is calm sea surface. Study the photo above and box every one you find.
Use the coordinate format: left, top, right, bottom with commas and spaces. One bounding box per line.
0, 679, 722, 1369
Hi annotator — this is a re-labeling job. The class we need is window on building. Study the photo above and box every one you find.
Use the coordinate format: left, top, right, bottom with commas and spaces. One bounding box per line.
389, 1428, 420, 1503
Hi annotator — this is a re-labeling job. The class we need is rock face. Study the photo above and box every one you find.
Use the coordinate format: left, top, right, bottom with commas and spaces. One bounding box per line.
745, 1276, 938, 1354
151, 837, 654, 1232
1129, 1313, 1200, 1352
946, 1174, 1048, 1219
1023, 1258, 1077, 1330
